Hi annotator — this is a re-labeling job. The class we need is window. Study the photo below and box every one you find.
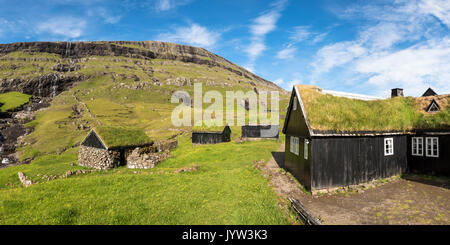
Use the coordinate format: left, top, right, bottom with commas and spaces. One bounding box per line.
412, 137, 423, 156
384, 138, 394, 156
290, 136, 299, 155
293, 98, 297, 110
425, 137, 439, 157
304, 139, 309, 160
426, 100, 440, 113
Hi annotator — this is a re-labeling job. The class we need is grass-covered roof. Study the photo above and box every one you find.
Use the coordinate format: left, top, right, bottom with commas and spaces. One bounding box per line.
296, 85, 450, 133
93, 126, 153, 148
0, 91, 31, 112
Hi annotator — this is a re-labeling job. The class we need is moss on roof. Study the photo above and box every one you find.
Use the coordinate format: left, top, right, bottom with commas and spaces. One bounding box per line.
94, 126, 153, 148
0, 92, 31, 112
296, 85, 450, 132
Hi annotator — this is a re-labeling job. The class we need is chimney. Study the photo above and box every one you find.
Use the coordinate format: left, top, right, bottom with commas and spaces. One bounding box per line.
391, 88, 403, 98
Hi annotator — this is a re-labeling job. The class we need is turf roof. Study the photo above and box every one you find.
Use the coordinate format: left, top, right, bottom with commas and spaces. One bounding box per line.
92, 126, 153, 148
294, 85, 450, 133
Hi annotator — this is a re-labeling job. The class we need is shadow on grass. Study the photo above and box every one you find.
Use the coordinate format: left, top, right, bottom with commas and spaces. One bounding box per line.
401, 173, 450, 189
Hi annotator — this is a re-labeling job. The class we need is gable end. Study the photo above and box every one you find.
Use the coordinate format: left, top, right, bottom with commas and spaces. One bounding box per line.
426, 99, 441, 112
81, 130, 108, 150
422, 88, 437, 97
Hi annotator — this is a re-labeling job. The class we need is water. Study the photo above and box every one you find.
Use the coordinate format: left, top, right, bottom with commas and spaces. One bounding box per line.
51, 74, 58, 98
1, 158, 9, 165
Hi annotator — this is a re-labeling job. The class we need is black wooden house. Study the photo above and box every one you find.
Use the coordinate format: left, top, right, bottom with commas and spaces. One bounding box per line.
282, 85, 449, 192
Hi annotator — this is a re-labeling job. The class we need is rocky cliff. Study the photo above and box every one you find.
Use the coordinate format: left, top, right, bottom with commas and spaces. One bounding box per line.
0, 41, 278, 89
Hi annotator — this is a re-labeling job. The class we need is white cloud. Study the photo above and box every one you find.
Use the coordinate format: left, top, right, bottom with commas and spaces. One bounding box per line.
311, 32, 328, 44
246, 40, 266, 58
250, 11, 281, 36
246, 0, 287, 66
274, 78, 284, 85
415, 0, 450, 27
312, 41, 366, 73
311, 0, 450, 96
37, 17, 86, 39
97, 8, 122, 24
155, 0, 192, 12
276, 46, 297, 59
356, 38, 450, 96
289, 26, 311, 42
158, 23, 220, 48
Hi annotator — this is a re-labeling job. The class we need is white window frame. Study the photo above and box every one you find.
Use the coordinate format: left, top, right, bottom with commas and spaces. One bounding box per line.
384, 138, 394, 156
293, 98, 297, 111
425, 137, 439, 157
411, 137, 423, 156
290, 136, 299, 156
304, 139, 309, 160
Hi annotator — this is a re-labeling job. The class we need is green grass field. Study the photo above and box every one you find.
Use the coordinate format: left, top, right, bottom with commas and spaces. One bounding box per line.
0, 91, 31, 112
0, 50, 292, 225
0, 136, 293, 225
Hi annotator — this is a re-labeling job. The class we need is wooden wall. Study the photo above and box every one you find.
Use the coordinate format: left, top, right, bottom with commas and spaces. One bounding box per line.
283, 92, 313, 190
285, 135, 312, 190
310, 135, 408, 190
241, 125, 279, 138
408, 134, 450, 176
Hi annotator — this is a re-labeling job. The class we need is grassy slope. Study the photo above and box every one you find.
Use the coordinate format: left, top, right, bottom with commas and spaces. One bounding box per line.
0, 137, 290, 224
300, 88, 450, 132
0, 51, 291, 224
0, 91, 31, 112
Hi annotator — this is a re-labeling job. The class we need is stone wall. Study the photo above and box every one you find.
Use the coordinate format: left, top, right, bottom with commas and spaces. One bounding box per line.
126, 148, 170, 169
155, 139, 178, 152
78, 145, 120, 169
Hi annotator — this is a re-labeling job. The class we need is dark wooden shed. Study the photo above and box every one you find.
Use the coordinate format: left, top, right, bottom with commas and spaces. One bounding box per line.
241, 125, 279, 139
192, 125, 231, 144
283, 85, 450, 192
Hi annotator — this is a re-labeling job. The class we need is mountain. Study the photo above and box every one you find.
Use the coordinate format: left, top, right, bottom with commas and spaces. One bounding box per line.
0, 41, 288, 163
0, 41, 282, 97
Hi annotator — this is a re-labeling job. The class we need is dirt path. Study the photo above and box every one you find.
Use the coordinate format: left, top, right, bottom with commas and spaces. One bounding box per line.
263, 143, 450, 225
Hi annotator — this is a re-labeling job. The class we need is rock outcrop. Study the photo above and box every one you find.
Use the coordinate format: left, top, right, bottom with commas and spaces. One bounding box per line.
126, 148, 170, 169
0, 73, 86, 97
0, 41, 280, 89
18, 171, 33, 187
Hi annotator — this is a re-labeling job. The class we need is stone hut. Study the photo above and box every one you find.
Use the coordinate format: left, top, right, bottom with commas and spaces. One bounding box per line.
78, 126, 177, 169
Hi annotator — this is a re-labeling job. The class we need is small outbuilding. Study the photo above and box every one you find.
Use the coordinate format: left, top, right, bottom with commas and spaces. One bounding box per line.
241, 125, 279, 139
78, 126, 164, 169
192, 125, 231, 144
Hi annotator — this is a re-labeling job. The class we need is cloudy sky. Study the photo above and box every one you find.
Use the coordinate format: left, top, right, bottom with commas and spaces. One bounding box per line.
0, 0, 449, 97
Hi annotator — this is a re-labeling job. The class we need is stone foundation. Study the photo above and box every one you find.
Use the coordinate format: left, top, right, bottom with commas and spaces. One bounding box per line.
155, 139, 178, 152
126, 148, 170, 169
78, 145, 120, 169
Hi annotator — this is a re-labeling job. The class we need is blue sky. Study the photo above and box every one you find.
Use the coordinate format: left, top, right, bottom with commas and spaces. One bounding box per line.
0, 0, 449, 97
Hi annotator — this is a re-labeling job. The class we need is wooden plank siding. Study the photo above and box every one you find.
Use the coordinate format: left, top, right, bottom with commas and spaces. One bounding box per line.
408, 134, 450, 176
310, 136, 408, 190
283, 92, 313, 190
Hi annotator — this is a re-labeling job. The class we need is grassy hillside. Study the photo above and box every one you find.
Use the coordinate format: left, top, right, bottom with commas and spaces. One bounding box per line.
0, 137, 291, 224
0, 44, 292, 224
0, 91, 31, 112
